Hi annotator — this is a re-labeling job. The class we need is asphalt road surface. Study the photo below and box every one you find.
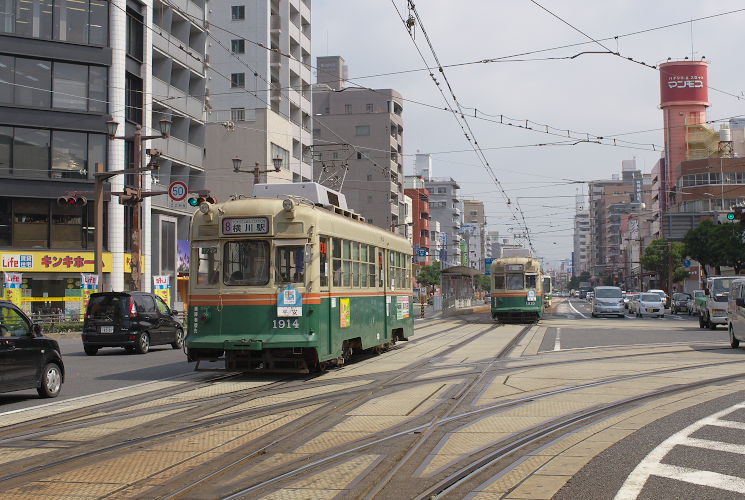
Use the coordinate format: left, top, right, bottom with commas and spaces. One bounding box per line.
0, 335, 195, 413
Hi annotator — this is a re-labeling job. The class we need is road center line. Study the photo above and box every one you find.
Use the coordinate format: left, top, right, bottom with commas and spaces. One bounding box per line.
567, 299, 588, 319
554, 327, 561, 351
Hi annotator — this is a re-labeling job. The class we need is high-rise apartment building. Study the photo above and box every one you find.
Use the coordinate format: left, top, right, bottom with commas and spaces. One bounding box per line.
313, 60, 405, 231
463, 200, 487, 271
204, 0, 313, 201
573, 194, 590, 276
426, 177, 461, 268
404, 176, 431, 265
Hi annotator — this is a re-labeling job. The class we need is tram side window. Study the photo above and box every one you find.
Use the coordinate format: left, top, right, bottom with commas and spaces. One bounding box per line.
194, 246, 219, 287
332, 238, 342, 287
368, 246, 376, 287
506, 273, 523, 290
493, 275, 506, 289
342, 239, 351, 287
525, 274, 537, 289
388, 251, 409, 289
276, 246, 304, 283
319, 237, 329, 287
223, 240, 270, 286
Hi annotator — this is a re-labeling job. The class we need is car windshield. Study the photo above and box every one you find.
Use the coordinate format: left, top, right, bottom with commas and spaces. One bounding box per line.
711, 279, 733, 295
673, 293, 691, 300
595, 288, 622, 298
641, 294, 661, 302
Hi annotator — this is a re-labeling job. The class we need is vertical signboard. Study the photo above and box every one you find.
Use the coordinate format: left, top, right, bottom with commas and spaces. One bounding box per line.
80, 273, 99, 320
153, 275, 171, 305
340, 298, 351, 327
3, 272, 22, 308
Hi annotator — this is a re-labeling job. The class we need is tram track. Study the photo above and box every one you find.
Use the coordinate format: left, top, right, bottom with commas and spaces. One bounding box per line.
208, 355, 745, 500
0, 320, 504, 494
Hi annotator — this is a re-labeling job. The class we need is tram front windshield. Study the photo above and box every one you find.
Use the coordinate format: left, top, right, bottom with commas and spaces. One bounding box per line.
224, 240, 270, 286
506, 274, 524, 290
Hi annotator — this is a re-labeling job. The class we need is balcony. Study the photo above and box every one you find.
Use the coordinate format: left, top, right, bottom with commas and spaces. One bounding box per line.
151, 136, 204, 168
169, 0, 205, 27
152, 77, 204, 121
270, 15, 281, 32
152, 30, 203, 76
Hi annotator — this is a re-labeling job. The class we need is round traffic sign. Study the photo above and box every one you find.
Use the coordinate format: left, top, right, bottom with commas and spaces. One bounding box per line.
168, 181, 188, 201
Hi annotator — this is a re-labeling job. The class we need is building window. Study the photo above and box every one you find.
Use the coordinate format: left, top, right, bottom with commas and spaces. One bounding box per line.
0, 126, 10, 175
125, 7, 144, 61
344, 104, 352, 114
231, 5, 245, 20
367, 175, 372, 181
13, 199, 49, 248
14, 58, 51, 108
231, 39, 245, 54
356, 152, 369, 160
230, 72, 245, 88
312, 128, 320, 138
230, 107, 245, 121
87, 65, 107, 113
1, 0, 107, 44
53, 62, 87, 111
437, 187, 446, 194
54, 0, 89, 43
0, 55, 14, 104
14, 128, 50, 178
161, 220, 176, 273
125, 73, 143, 124
366, 103, 373, 113
355, 125, 370, 136
332, 152, 338, 159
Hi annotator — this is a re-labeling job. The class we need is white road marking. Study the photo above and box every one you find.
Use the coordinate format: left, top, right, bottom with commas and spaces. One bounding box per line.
567, 299, 588, 319
615, 401, 745, 499
554, 327, 561, 351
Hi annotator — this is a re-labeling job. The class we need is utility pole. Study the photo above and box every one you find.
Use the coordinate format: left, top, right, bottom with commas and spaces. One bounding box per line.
106, 117, 172, 291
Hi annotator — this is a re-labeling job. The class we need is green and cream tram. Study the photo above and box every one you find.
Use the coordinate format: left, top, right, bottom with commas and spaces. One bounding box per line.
490, 256, 544, 322
186, 188, 414, 372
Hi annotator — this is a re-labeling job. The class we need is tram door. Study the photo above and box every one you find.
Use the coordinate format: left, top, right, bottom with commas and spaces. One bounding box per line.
319, 237, 333, 356
381, 248, 390, 340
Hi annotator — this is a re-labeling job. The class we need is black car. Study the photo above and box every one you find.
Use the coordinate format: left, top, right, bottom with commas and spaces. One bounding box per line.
671, 293, 692, 315
0, 300, 64, 398
82, 292, 184, 355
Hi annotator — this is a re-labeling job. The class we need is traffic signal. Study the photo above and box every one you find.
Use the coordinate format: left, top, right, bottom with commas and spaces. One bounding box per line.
727, 212, 736, 221
118, 187, 140, 206
57, 196, 87, 207
187, 193, 216, 206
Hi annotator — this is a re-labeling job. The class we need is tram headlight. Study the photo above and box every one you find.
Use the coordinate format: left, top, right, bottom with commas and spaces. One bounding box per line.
282, 199, 295, 212
198, 202, 211, 215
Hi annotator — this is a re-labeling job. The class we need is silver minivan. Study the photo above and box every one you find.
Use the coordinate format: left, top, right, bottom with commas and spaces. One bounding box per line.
591, 286, 625, 318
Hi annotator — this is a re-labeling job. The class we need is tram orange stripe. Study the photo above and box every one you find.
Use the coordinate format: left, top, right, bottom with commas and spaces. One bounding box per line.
491, 292, 543, 297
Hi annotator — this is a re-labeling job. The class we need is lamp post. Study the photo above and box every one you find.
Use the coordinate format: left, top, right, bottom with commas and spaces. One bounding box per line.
104, 117, 171, 291
232, 157, 283, 186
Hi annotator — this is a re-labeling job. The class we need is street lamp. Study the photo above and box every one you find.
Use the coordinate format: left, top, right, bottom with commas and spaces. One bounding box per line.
233, 157, 283, 184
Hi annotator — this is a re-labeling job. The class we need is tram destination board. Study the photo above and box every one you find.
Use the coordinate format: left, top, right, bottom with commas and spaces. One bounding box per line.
222, 217, 270, 235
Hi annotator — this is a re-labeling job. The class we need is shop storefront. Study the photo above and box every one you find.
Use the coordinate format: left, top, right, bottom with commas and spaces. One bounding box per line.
1, 250, 134, 318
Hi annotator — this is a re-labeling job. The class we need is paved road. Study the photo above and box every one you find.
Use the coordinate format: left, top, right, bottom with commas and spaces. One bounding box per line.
0, 335, 195, 413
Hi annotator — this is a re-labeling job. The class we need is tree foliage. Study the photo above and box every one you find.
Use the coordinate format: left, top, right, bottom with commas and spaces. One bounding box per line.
684, 221, 745, 274
416, 260, 441, 288
567, 271, 590, 290
474, 274, 491, 291
641, 239, 688, 286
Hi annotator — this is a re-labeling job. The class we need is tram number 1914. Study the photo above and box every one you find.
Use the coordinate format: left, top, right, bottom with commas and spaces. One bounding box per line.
273, 319, 300, 329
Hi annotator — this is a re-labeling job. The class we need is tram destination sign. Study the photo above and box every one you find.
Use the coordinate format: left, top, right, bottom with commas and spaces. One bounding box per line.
222, 217, 269, 235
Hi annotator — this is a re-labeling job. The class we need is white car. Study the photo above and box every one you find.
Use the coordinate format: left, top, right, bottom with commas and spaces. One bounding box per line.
635, 293, 665, 318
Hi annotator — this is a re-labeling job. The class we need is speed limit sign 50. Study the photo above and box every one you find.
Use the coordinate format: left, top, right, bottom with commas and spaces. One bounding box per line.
168, 181, 188, 201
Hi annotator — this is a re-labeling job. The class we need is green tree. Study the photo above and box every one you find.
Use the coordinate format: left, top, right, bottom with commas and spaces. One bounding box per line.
567, 271, 590, 290
684, 220, 719, 277
641, 239, 688, 288
416, 260, 441, 299
474, 274, 491, 291
717, 223, 745, 274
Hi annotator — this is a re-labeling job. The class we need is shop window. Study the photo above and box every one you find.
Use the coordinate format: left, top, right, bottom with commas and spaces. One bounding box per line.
14, 128, 50, 178
52, 130, 86, 179
14, 58, 51, 108
51, 201, 84, 249
14, 199, 49, 248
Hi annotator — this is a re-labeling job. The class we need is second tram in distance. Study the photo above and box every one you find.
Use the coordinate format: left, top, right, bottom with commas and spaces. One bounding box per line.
490, 256, 544, 322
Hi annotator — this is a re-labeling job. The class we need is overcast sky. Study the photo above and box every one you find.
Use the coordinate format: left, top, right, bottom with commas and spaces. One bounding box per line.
312, 1, 745, 267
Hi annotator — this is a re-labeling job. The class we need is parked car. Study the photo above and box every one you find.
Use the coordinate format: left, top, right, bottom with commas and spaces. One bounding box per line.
635, 293, 665, 318
647, 289, 669, 308
671, 292, 692, 315
624, 293, 639, 310
0, 300, 64, 398
728, 279, 745, 348
689, 290, 705, 315
591, 286, 625, 318
82, 292, 184, 355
